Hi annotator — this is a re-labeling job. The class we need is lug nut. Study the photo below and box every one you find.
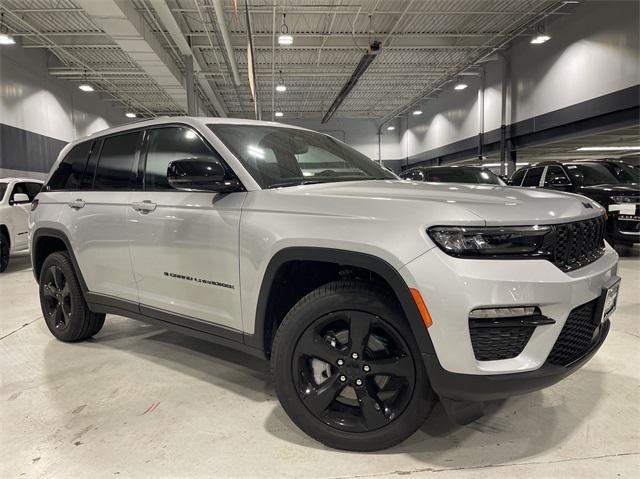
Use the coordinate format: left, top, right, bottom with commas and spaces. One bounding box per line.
351, 352, 359, 360
339, 375, 347, 382
355, 379, 363, 386
337, 359, 344, 366
363, 365, 370, 372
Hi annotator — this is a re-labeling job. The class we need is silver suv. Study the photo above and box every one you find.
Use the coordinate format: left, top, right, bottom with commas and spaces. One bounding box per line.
30, 117, 620, 451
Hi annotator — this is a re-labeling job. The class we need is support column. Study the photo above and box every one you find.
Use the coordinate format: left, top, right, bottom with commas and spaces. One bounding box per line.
507, 142, 517, 177
499, 51, 510, 175
185, 54, 196, 116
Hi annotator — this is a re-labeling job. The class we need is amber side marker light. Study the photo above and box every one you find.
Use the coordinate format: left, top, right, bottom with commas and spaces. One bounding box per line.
409, 288, 433, 328
603, 211, 608, 221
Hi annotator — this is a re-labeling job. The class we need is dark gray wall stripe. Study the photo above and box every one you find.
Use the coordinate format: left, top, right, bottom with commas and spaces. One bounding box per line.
0, 123, 68, 173
405, 85, 640, 169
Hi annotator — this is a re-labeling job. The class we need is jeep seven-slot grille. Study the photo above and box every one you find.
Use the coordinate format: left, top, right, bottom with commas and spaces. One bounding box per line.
546, 300, 599, 367
550, 216, 605, 272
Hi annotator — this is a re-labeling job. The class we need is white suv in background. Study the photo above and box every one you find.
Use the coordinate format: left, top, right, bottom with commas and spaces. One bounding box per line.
29, 117, 620, 451
0, 178, 43, 272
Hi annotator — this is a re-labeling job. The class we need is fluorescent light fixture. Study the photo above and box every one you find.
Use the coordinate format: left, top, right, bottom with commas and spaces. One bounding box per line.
454, 82, 468, 91
125, 112, 136, 118
412, 110, 423, 116
278, 34, 293, 46
530, 34, 551, 44
78, 83, 94, 92
576, 146, 640, 151
275, 111, 284, 117
0, 33, 15, 45
276, 84, 287, 92
386, 125, 395, 131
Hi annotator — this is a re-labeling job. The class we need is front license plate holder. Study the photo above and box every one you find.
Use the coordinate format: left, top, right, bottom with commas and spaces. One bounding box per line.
595, 277, 621, 324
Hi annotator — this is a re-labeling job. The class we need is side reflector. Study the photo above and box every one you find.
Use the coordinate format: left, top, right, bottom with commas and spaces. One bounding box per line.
410, 288, 433, 328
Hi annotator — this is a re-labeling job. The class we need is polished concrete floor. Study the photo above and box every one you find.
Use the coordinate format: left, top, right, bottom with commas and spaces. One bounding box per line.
1, 248, 639, 478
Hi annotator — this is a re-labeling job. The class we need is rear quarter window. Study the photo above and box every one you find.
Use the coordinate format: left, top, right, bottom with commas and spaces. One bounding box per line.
46, 142, 92, 191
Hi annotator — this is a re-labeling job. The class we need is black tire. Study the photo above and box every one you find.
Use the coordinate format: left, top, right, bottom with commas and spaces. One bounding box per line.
39, 251, 105, 342
271, 281, 435, 451
0, 231, 9, 273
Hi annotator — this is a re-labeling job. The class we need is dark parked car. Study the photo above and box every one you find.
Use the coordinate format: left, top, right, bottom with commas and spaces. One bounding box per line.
400, 166, 506, 185
509, 160, 639, 246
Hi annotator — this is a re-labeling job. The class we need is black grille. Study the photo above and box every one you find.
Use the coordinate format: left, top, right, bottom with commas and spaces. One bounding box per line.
550, 216, 605, 272
546, 300, 599, 367
470, 325, 535, 361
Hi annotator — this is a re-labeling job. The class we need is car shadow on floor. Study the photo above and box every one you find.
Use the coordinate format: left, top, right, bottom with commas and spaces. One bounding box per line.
71, 316, 606, 464
614, 243, 639, 259
4, 252, 32, 273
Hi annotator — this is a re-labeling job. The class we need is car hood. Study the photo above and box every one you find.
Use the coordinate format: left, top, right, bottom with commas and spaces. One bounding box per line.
579, 183, 639, 194
265, 179, 604, 225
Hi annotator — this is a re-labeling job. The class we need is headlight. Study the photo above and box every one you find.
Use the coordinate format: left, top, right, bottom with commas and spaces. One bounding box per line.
428, 225, 551, 257
611, 196, 639, 203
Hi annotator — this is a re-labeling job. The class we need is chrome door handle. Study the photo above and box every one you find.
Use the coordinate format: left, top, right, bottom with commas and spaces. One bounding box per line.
68, 199, 85, 210
131, 200, 157, 213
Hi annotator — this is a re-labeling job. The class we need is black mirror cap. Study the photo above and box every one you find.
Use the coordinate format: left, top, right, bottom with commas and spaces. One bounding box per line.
167, 158, 243, 193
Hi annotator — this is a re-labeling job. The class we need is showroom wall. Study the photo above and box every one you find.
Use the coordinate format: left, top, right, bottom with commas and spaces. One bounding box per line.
401, 0, 640, 165
0, 43, 124, 179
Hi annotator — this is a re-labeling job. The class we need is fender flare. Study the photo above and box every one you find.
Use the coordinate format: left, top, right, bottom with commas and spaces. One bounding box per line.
245, 246, 436, 357
30, 227, 88, 292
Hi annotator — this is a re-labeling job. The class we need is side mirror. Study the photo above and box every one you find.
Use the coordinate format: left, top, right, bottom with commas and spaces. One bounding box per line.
167, 158, 242, 193
11, 193, 30, 204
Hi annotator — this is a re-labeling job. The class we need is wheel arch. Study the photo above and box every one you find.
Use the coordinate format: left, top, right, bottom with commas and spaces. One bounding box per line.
0, 224, 10, 248
247, 247, 436, 359
31, 228, 87, 291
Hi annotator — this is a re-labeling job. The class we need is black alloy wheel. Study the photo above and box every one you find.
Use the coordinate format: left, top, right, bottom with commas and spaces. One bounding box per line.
292, 310, 416, 433
42, 265, 72, 331
39, 251, 105, 342
272, 281, 435, 451
0, 232, 9, 272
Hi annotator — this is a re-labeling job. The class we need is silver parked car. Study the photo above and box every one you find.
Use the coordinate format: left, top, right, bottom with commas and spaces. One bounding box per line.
30, 117, 620, 451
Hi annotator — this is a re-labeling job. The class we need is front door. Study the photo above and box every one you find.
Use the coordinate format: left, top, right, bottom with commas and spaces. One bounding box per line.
127, 126, 245, 331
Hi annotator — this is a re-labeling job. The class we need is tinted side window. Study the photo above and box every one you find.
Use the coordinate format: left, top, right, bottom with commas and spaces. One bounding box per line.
94, 132, 141, 190
522, 167, 544, 187
46, 142, 92, 191
80, 140, 102, 190
510, 168, 527, 186
144, 127, 219, 190
544, 166, 571, 186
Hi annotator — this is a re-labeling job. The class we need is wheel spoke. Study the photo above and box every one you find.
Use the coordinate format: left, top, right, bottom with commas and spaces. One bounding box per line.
298, 328, 346, 364
52, 267, 64, 290
354, 381, 388, 430
302, 374, 344, 415
61, 301, 71, 320
349, 312, 372, 357
43, 284, 57, 298
367, 355, 413, 379
51, 303, 64, 327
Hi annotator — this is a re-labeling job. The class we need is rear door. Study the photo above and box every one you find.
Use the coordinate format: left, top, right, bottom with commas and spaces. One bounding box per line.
7, 182, 33, 249
65, 132, 141, 303
521, 166, 544, 188
126, 125, 245, 330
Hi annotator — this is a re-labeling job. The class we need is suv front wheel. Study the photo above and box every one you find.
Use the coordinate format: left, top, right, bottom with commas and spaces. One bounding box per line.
39, 251, 105, 342
271, 281, 435, 451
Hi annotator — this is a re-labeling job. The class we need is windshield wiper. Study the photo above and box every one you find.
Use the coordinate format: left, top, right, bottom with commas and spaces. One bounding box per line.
268, 179, 327, 188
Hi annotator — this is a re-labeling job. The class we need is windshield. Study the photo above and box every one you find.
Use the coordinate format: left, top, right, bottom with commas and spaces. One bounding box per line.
601, 162, 640, 183
0, 183, 7, 202
424, 167, 505, 185
208, 124, 396, 188
565, 164, 623, 185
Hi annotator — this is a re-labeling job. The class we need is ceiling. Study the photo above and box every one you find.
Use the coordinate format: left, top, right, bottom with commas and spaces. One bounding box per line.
1, 0, 576, 121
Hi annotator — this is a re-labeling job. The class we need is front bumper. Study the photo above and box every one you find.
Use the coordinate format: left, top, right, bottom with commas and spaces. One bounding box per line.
400, 245, 618, 376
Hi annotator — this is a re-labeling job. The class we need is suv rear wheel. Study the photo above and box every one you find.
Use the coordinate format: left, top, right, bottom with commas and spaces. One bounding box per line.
271, 281, 435, 451
39, 251, 105, 342
0, 231, 9, 272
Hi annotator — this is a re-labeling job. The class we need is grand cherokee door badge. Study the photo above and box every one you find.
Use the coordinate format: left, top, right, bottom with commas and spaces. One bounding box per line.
163, 271, 234, 289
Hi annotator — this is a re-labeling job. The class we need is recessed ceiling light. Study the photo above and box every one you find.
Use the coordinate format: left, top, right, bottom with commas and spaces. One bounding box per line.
275, 111, 284, 117
125, 112, 136, 118
0, 33, 15, 45
576, 146, 640, 151
412, 110, 423, 116
454, 82, 468, 91
386, 125, 395, 131
276, 84, 287, 92
530, 34, 551, 44
278, 34, 293, 46
79, 83, 94, 92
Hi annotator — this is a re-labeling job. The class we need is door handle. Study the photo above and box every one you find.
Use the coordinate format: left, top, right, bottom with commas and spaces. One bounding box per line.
68, 199, 85, 210
131, 200, 157, 213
